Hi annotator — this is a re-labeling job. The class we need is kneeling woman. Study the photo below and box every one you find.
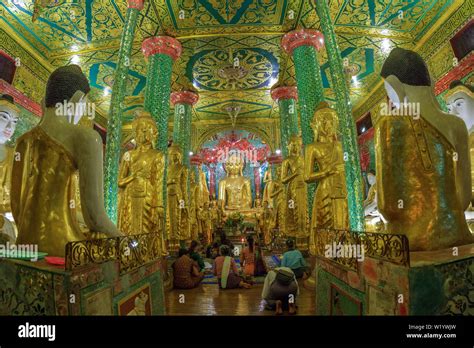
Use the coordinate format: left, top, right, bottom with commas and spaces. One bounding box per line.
213, 245, 252, 289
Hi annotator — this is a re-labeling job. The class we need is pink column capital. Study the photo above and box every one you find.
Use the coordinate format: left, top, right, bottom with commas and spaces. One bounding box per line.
142, 36, 182, 61
127, 0, 145, 11
171, 91, 199, 106
271, 86, 298, 102
281, 29, 325, 55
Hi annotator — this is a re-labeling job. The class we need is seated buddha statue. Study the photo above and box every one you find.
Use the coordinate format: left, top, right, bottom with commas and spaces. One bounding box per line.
218, 154, 252, 211
11, 65, 121, 257
304, 103, 349, 253
0, 95, 19, 243
377, 48, 473, 251
117, 112, 165, 242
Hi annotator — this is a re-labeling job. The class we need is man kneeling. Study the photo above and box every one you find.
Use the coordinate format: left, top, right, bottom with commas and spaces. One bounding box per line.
262, 267, 299, 315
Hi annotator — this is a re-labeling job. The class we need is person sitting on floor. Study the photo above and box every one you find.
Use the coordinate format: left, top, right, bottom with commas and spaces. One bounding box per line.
213, 245, 252, 289
172, 248, 204, 289
280, 239, 308, 279
206, 242, 220, 259
240, 235, 256, 277
188, 240, 205, 272
262, 267, 299, 315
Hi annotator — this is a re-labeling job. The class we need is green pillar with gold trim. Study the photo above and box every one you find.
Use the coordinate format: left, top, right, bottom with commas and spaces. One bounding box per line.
142, 36, 182, 242
171, 91, 199, 167
315, 0, 365, 232
271, 86, 298, 158
104, 0, 144, 223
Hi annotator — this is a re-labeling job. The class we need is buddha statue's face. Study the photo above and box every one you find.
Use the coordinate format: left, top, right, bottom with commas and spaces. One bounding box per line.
170, 149, 182, 164
226, 155, 243, 176
0, 101, 19, 145
367, 173, 376, 186
312, 109, 337, 140
287, 138, 301, 156
446, 91, 474, 131
134, 119, 157, 146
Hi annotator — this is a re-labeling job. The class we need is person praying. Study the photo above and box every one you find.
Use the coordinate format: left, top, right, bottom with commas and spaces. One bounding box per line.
213, 245, 251, 289
172, 248, 204, 289
281, 239, 308, 279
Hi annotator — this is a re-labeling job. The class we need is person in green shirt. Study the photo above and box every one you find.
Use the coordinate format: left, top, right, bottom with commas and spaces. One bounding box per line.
188, 240, 205, 272
280, 239, 308, 279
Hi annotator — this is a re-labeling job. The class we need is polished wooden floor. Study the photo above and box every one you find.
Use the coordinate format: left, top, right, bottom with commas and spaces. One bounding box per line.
165, 282, 315, 316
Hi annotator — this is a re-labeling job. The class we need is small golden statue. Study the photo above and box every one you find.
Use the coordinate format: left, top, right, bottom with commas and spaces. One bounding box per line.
304, 103, 349, 253
271, 166, 286, 236
262, 169, 275, 208
281, 135, 308, 249
189, 173, 201, 241
378, 48, 473, 250
12, 65, 121, 257
167, 144, 189, 249
198, 201, 212, 244
117, 112, 165, 251
218, 154, 252, 211
198, 166, 210, 206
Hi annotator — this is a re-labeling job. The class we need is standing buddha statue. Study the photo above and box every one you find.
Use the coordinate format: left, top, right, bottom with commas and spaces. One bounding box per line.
270, 166, 286, 236
262, 169, 275, 208
304, 102, 349, 254
377, 48, 473, 250
167, 144, 189, 249
0, 95, 19, 243
117, 112, 165, 254
281, 135, 308, 249
12, 65, 121, 257
189, 173, 201, 240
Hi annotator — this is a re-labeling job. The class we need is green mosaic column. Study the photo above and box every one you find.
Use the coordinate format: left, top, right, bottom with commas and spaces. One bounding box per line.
282, 29, 325, 146
271, 86, 299, 157
282, 30, 326, 221
104, 0, 144, 223
171, 91, 199, 167
315, 0, 365, 232
142, 36, 182, 241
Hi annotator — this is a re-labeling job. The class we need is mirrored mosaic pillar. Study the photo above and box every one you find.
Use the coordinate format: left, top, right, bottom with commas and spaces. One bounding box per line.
315, 0, 365, 232
171, 91, 199, 167
142, 36, 182, 242
104, 0, 144, 223
282, 29, 325, 146
271, 86, 298, 158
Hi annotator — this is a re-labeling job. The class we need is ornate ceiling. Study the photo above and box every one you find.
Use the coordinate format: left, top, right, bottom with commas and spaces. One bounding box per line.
0, 0, 461, 128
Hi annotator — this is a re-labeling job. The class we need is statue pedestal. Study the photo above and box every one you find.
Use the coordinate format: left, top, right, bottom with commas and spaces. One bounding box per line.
0, 257, 165, 315
0, 234, 166, 315
314, 229, 473, 315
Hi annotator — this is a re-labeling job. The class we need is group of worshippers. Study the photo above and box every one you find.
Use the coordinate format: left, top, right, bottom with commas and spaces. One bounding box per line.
172, 236, 308, 315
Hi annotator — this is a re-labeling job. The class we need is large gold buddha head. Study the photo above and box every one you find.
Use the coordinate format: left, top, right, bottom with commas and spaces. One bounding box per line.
169, 143, 183, 164
287, 135, 302, 156
225, 153, 244, 176
0, 95, 19, 145
311, 102, 339, 141
445, 81, 474, 131
132, 111, 158, 146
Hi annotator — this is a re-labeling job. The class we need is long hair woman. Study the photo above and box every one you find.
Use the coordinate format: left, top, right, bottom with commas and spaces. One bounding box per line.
240, 235, 256, 277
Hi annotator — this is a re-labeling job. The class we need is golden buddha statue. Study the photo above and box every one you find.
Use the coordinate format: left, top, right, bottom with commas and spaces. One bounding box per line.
281, 135, 308, 248
117, 112, 165, 246
198, 201, 212, 244
304, 103, 349, 254
445, 81, 474, 232
218, 154, 252, 211
198, 166, 210, 206
271, 166, 286, 236
210, 199, 220, 230
189, 173, 201, 240
167, 144, 189, 249
262, 169, 275, 208
12, 65, 121, 257
362, 170, 385, 232
0, 95, 19, 243
377, 48, 473, 251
